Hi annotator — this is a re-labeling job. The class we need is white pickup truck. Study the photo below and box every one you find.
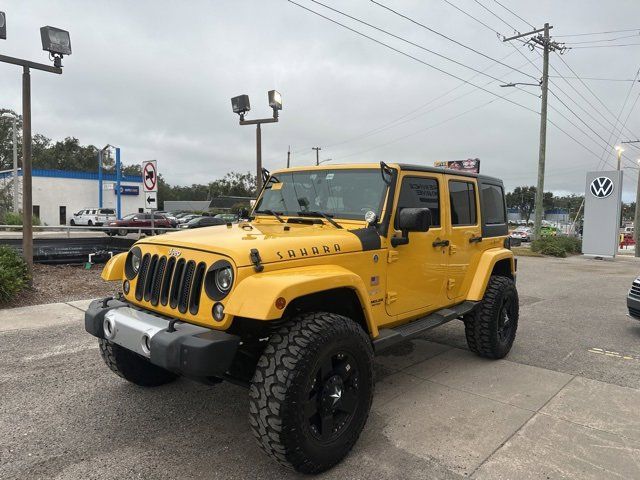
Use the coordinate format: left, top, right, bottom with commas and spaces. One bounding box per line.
70, 208, 116, 226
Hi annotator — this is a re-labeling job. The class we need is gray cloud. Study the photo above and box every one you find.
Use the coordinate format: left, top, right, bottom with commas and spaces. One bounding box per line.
1, 0, 639, 199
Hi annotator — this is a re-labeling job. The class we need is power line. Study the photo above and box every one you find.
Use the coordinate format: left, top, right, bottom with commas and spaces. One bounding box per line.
442, 0, 500, 34
569, 43, 640, 49
564, 33, 640, 45
472, 0, 519, 33
554, 53, 640, 141
492, 0, 535, 30
287, 1, 540, 115
555, 28, 640, 38
311, 0, 540, 88
369, 0, 539, 81
548, 75, 639, 82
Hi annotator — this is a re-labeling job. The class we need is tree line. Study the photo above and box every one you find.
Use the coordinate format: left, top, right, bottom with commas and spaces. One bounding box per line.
0, 108, 256, 208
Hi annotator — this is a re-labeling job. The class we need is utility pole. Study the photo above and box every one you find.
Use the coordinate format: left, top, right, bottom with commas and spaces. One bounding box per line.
287, 145, 291, 168
622, 140, 640, 256
313, 147, 322, 166
503, 23, 563, 240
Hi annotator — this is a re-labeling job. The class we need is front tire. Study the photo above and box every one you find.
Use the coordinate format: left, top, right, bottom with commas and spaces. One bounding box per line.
98, 339, 177, 387
464, 275, 519, 359
249, 312, 374, 474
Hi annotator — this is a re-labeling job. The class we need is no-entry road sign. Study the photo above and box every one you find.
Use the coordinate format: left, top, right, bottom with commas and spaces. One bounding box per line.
142, 160, 158, 192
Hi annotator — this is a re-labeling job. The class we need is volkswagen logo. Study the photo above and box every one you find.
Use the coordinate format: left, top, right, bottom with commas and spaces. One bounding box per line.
590, 176, 614, 198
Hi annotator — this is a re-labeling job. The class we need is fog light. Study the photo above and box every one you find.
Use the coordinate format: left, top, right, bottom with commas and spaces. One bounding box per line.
103, 316, 116, 339
123, 280, 130, 294
141, 333, 151, 356
213, 302, 225, 321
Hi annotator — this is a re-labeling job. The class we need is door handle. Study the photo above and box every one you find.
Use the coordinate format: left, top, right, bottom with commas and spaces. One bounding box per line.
469, 236, 483, 244
432, 239, 450, 248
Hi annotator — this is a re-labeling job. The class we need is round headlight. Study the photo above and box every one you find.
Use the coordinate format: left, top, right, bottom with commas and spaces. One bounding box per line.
125, 247, 143, 280
215, 267, 233, 292
204, 260, 234, 300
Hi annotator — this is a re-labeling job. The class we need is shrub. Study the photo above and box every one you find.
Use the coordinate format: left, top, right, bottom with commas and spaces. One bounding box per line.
0, 246, 30, 304
531, 236, 581, 257
2, 212, 41, 226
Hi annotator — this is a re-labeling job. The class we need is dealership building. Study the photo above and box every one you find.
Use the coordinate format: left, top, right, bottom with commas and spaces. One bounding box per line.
0, 169, 145, 226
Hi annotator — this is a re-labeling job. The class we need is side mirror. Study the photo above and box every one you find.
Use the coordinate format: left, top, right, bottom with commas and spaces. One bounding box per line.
392, 208, 431, 247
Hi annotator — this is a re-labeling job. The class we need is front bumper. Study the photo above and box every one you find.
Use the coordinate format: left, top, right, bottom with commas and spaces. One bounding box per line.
85, 298, 240, 377
626, 293, 640, 320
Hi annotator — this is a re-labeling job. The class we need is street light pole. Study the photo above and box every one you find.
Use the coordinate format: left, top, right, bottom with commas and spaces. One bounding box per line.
635, 160, 640, 258
11, 114, 17, 212
0, 51, 64, 274
22, 66, 33, 272
615, 146, 624, 171
313, 147, 321, 166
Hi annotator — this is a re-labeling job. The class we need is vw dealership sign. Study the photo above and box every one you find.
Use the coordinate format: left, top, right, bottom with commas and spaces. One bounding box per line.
589, 176, 614, 198
582, 171, 622, 258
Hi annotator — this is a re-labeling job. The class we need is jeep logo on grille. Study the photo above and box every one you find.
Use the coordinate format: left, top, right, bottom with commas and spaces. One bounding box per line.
168, 248, 182, 257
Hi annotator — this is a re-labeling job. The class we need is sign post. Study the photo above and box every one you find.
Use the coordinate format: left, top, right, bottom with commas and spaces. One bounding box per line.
582, 171, 622, 258
142, 160, 158, 234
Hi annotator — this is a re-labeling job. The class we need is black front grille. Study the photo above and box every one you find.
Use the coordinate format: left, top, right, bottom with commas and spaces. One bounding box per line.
135, 254, 206, 315
630, 282, 640, 298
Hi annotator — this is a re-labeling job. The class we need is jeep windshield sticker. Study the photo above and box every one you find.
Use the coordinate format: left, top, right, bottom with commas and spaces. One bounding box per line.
276, 243, 341, 259
325, 173, 334, 180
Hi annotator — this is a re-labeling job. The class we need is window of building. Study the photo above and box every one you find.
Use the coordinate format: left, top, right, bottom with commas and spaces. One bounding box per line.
396, 176, 440, 227
449, 181, 477, 226
33, 205, 40, 219
481, 184, 506, 225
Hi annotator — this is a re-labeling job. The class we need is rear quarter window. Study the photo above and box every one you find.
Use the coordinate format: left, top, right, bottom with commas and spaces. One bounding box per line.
479, 181, 508, 237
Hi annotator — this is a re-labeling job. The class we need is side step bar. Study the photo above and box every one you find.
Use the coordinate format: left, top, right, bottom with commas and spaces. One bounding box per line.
373, 301, 478, 352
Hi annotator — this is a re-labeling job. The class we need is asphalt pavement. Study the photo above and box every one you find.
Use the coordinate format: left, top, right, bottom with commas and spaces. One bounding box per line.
1, 255, 640, 479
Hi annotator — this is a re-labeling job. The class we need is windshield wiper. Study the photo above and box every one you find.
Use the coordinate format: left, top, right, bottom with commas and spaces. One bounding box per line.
254, 209, 284, 223
296, 211, 343, 229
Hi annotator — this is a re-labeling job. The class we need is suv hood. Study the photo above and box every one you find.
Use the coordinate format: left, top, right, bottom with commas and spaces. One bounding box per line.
136, 221, 382, 267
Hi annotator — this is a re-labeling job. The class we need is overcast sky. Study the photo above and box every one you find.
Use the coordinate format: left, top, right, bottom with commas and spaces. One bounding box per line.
1, 0, 639, 199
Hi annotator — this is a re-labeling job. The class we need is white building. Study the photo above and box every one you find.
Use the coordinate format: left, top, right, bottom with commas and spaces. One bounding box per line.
0, 169, 145, 226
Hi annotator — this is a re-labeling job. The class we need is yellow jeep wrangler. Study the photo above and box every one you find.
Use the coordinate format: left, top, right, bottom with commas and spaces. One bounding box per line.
86, 162, 518, 473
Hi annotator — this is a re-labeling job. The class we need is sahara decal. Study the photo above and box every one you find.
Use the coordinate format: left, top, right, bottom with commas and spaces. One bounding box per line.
276, 243, 342, 259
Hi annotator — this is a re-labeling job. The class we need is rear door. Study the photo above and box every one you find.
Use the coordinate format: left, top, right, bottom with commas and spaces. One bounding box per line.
445, 177, 482, 300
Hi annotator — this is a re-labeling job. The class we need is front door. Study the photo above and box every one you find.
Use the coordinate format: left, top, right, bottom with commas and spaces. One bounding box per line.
59, 206, 66, 225
446, 177, 482, 300
385, 173, 449, 317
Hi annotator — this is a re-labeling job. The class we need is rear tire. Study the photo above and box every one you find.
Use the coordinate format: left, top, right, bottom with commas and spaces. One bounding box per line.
464, 275, 519, 359
98, 339, 177, 387
249, 312, 374, 474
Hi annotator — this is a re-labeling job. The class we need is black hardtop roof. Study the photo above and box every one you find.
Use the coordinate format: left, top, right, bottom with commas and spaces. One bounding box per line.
396, 163, 503, 185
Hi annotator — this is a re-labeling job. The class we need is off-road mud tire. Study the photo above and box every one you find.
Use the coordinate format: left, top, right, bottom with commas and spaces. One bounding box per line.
98, 338, 177, 387
464, 275, 519, 359
249, 312, 374, 474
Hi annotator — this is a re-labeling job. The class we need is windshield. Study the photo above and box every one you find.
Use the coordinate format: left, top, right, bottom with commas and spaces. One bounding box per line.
254, 168, 387, 221
122, 214, 136, 220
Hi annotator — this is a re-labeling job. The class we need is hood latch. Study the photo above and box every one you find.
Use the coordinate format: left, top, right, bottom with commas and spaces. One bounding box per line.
250, 248, 264, 272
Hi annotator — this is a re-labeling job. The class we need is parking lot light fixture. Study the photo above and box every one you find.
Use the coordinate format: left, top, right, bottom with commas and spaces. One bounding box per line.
231, 90, 282, 192
615, 145, 624, 171
40, 26, 71, 67
0, 11, 6, 40
268, 90, 282, 111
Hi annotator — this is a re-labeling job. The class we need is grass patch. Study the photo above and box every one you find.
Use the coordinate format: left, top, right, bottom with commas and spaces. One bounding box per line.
512, 246, 543, 257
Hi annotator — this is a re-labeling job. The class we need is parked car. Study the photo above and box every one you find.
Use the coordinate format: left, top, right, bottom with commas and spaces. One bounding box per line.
627, 276, 640, 320
154, 211, 178, 226
510, 226, 532, 242
70, 208, 116, 226
106, 213, 173, 236
177, 214, 200, 224
214, 213, 239, 223
179, 216, 226, 229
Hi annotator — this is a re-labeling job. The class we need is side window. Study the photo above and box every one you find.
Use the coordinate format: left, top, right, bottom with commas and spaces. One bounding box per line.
481, 184, 506, 225
396, 176, 440, 227
449, 181, 477, 226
